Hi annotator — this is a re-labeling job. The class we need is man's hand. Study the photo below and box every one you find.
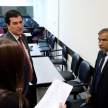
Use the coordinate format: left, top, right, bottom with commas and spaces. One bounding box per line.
85, 94, 92, 103
58, 103, 66, 108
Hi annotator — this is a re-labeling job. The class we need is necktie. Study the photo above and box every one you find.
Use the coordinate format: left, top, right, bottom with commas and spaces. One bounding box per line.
94, 52, 107, 93
18, 37, 33, 82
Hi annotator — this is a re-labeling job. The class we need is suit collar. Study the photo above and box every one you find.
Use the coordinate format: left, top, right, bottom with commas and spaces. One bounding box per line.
6, 31, 17, 42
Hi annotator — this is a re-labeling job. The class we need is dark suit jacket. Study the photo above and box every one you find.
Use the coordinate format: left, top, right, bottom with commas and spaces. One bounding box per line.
90, 51, 108, 107
1, 31, 37, 96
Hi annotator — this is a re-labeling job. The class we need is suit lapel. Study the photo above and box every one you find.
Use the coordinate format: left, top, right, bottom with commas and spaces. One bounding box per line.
6, 31, 17, 42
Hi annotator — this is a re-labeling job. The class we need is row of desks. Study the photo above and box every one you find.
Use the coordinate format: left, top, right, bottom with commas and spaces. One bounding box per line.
28, 43, 65, 86
28, 43, 42, 57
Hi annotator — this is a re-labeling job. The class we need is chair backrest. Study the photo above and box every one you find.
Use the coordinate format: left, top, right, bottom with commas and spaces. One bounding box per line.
32, 28, 43, 36
46, 33, 53, 43
45, 30, 49, 38
78, 60, 91, 84
62, 45, 67, 60
50, 36, 56, 49
0, 28, 4, 34
71, 53, 81, 77
23, 28, 30, 33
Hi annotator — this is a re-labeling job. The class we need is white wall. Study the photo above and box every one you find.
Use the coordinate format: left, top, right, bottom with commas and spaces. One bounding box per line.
33, 0, 58, 37
34, 0, 108, 68
58, 0, 108, 67
0, 0, 33, 6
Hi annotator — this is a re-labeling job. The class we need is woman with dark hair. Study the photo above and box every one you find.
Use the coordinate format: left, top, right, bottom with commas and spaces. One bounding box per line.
0, 38, 29, 108
0, 38, 66, 108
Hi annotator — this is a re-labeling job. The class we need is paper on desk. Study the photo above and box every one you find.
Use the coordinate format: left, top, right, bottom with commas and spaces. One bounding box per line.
35, 78, 73, 108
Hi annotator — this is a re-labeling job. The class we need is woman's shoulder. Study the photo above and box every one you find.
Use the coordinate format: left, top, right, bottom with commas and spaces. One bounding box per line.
1, 93, 29, 108
2, 93, 19, 108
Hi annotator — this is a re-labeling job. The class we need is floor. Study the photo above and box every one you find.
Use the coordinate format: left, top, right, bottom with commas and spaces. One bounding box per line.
36, 66, 61, 103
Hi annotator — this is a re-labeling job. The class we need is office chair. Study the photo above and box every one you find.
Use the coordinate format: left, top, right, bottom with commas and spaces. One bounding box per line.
36, 29, 46, 40
59, 53, 82, 81
38, 34, 53, 48
38, 30, 49, 43
32, 28, 44, 42
38, 36, 56, 56
51, 45, 67, 71
67, 60, 91, 99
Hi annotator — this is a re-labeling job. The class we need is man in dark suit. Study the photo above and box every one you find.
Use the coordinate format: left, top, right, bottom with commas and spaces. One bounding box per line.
84, 28, 108, 108
2, 10, 37, 108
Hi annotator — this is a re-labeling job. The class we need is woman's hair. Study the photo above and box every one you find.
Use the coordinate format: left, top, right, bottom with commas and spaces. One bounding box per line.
0, 38, 28, 107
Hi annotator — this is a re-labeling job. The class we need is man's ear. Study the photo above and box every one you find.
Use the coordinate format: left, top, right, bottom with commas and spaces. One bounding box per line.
6, 24, 10, 30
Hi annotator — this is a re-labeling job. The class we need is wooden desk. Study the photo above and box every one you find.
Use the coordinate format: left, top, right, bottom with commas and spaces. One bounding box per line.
32, 57, 65, 86
28, 43, 42, 57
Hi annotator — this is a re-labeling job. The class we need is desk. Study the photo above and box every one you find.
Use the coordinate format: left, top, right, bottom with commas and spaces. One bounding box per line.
23, 33, 32, 37
32, 57, 65, 85
28, 43, 42, 57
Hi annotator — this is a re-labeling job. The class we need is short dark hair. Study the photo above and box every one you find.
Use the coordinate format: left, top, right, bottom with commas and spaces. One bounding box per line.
98, 28, 108, 35
4, 10, 22, 25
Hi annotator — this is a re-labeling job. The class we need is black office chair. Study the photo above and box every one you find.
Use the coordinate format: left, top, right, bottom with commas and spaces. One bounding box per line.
38, 34, 53, 48
59, 53, 81, 81
32, 28, 43, 42
23, 28, 30, 33
38, 30, 49, 43
38, 29, 49, 43
67, 60, 91, 99
51, 45, 67, 71
32, 28, 43, 36
38, 36, 56, 56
